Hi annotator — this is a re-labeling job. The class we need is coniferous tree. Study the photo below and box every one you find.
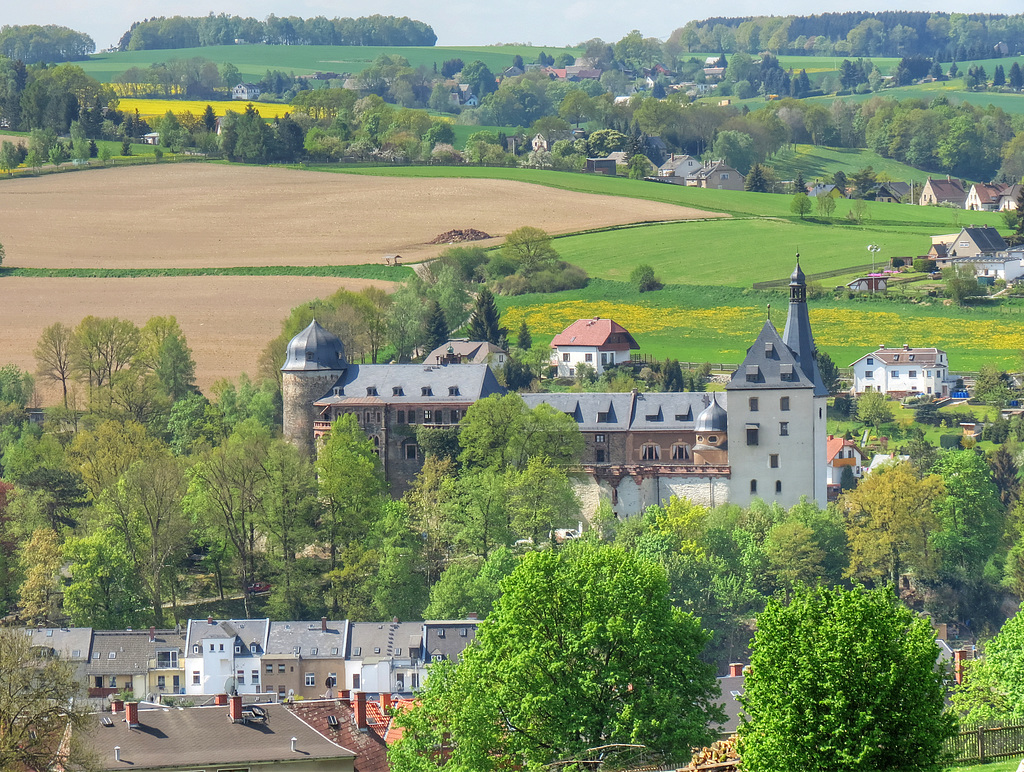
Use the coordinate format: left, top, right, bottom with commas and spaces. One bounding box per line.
516, 321, 532, 351
745, 163, 768, 192
662, 359, 685, 392
994, 64, 1006, 87
1010, 62, 1024, 91
467, 287, 505, 346
424, 301, 449, 354
792, 170, 807, 195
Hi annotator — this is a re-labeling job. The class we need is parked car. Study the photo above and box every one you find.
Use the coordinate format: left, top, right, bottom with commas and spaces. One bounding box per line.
247, 581, 271, 594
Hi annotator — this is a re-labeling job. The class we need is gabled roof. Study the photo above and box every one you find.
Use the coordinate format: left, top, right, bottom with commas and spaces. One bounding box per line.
923, 177, 966, 200
81, 702, 355, 770
550, 318, 639, 349
423, 339, 507, 365
876, 180, 910, 198
726, 320, 817, 392
348, 621, 423, 663
267, 620, 348, 658
826, 435, 861, 463
288, 700, 389, 772
186, 619, 270, 654
423, 620, 480, 661
849, 346, 945, 368
693, 160, 742, 179
968, 182, 1007, 206
961, 226, 1007, 253
314, 363, 505, 407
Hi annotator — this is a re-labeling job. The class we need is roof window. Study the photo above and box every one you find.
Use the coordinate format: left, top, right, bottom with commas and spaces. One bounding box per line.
422, 387, 433, 396
393, 386, 404, 396
367, 386, 378, 396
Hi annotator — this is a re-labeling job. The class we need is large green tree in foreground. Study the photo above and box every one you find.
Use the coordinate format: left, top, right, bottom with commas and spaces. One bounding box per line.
389, 540, 723, 772
739, 584, 955, 772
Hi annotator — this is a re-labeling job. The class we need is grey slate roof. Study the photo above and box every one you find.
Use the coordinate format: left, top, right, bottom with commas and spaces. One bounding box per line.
423, 339, 508, 366
962, 226, 1007, 253
348, 621, 423, 663
716, 673, 746, 734
694, 394, 728, 433
23, 626, 92, 662
876, 181, 910, 199
186, 619, 270, 656
267, 620, 348, 658
423, 621, 480, 661
781, 263, 828, 396
81, 702, 355, 770
727, 320, 818, 392
521, 392, 723, 432
313, 363, 505, 406
281, 319, 348, 372
86, 630, 186, 676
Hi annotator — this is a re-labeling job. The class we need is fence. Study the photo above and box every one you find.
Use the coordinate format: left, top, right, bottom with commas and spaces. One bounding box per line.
752, 263, 878, 290
946, 720, 1024, 763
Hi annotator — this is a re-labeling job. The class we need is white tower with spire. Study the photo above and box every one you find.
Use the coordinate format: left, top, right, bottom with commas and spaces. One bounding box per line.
725, 259, 828, 508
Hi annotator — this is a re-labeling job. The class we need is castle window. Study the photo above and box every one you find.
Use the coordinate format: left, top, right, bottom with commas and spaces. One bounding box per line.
775, 480, 782, 493
306, 351, 314, 361
408, 410, 416, 423
780, 364, 794, 381
640, 444, 660, 460
597, 412, 610, 423
750, 479, 757, 493
449, 386, 460, 396
423, 410, 433, 422
770, 454, 779, 468
779, 422, 789, 436
746, 426, 759, 446
367, 387, 378, 396
364, 411, 371, 423
749, 397, 758, 411
422, 387, 433, 396
596, 449, 606, 462
393, 387, 404, 396
405, 443, 418, 460
707, 435, 717, 443
397, 410, 405, 424
671, 444, 690, 460
451, 410, 460, 422
764, 342, 774, 356
595, 434, 606, 443
376, 411, 382, 423
745, 365, 760, 382
333, 387, 341, 396
780, 397, 790, 411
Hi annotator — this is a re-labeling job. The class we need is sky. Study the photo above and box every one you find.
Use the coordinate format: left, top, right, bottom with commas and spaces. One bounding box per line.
8, 1, 1024, 52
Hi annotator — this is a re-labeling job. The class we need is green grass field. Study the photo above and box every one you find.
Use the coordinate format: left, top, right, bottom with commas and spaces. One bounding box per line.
78, 43, 581, 83
768, 144, 936, 184
803, 79, 1024, 115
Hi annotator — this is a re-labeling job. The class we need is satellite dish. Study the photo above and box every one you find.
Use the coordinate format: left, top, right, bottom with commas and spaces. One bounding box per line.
224, 677, 236, 695
391, 693, 402, 702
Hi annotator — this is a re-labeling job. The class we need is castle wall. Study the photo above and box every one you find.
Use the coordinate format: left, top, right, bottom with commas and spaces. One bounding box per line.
283, 371, 341, 457
571, 469, 731, 520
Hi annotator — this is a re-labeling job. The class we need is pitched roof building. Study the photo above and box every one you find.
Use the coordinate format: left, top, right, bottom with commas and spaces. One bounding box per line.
423, 339, 508, 369
550, 317, 640, 377
919, 177, 967, 207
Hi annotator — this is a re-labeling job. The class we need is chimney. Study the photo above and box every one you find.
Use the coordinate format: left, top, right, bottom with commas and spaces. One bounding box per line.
381, 693, 392, 711
207, 616, 213, 625
149, 626, 156, 643
392, 617, 399, 624
354, 692, 367, 730
291, 737, 298, 753
467, 612, 478, 621
229, 694, 244, 722
111, 699, 123, 714
339, 689, 351, 705
903, 343, 910, 351
729, 662, 744, 677
214, 693, 228, 706
114, 747, 121, 763
321, 617, 328, 633
125, 701, 140, 729
953, 649, 968, 684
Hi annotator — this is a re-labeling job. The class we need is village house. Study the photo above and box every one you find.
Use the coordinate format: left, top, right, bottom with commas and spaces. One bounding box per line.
846, 275, 888, 293
183, 618, 270, 697
919, 176, 968, 207
930, 226, 1008, 265
826, 435, 864, 500
808, 183, 846, 199
657, 153, 703, 183
849, 344, 953, 397
550, 317, 639, 377
585, 157, 617, 175
689, 160, 745, 191
965, 182, 1011, 211
423, 338, 508, 370
86, 628, 186, 703
449, 84, 478, 107
232, 82, 261, 100
262, 618, 348, 701
953, 249, 1024, 282
873, 181, 911, 203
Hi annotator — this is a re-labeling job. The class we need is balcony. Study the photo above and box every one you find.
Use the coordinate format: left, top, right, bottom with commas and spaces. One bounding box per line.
88, 686, 120, 698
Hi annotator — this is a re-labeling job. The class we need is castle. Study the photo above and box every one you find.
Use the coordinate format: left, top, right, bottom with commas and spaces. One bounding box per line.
281, 262, 827, 515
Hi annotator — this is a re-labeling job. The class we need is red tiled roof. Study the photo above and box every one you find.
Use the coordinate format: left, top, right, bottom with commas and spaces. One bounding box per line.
826, 436, 858, 463
550, 318, 640, 350
288, 700, 390, 772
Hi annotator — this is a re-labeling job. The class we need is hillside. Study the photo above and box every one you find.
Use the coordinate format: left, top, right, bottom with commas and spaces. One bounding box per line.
766, 145, 936, 185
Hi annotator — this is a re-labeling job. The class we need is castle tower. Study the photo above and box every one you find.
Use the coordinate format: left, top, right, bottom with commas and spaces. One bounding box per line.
725, 261, 827, 507
692, 394, 729, 466
281, 320, 347, 456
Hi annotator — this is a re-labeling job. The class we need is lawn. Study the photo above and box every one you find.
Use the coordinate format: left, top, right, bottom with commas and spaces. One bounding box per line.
945, 758, 1023, 772
768, 144, 937, 185
79, 43, 581, 83
804, 79, 1024, 115
497, 279, 1024, 372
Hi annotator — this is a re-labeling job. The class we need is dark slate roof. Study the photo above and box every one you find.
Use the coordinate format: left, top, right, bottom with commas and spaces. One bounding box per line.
876, 181, 910, 198
962, 226, 1007, 253
521, 391, 723, 432
726, 320, 818, 392
716, 673, 746, 734
22, 626, 92, 662
348, 621, 423, 663
423, 339, 507, 365
694, 394, 728, 433
186, 619, 270, 656
422, 621, 480, 661
86, 630, 186, 676
281, 319, 348, 372
81, 702, 355, 770
314, 363, 505, 406
267, 620, 349, 659
782, 265, 829, 396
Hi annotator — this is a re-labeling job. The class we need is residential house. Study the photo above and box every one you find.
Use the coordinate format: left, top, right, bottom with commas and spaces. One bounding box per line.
703, 66, 726, 81
80, 698, 356, 771
23, 626, 92, 684
422, 618, 480, 666
183, 618, 270, 696
289, 698, 391, 772
263, 618, 348, 701
86, 628, 186, 702
232, 82, 261, 100
998, 183, 1021, 210
931, 226, 1008, 266
689, 160, 745, 191
716, 663, 746, 736
808, 183, 845, 199
847, 275, 888, 293
965, 182, 1010, 211
141, 132, 160, 145
928, 232, 960, 260
550, 317, 640, 377
531, 133, 549, 152
346, 621, 425, 695
874, 181, 911, 203
849, 344, 952, 397
503, 65, 524, 78
919, 176, 967, 207
450, 84, 478, 107
564, 65, 602, 80
954, 249, 1024, 282
423, 339, 508, 370
826, 435, 864, 500
585, 157, 617, 175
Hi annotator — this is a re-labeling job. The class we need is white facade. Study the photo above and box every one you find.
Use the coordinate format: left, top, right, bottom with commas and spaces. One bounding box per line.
850, 347, 951, 396
826, 438, 864, 488
552, 346, 625, 377
964, 253, 1024, 282
183, 619, 270, 696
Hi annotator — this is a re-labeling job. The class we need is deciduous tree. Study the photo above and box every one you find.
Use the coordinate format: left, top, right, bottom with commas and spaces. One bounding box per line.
501, 226, 559, 274
34, 322, 73, 408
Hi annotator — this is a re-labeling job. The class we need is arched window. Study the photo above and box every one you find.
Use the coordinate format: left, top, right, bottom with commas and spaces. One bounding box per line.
670, 444, 690, 460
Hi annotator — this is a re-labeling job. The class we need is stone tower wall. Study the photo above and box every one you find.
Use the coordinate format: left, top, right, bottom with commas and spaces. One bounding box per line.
282, 370, 341, 456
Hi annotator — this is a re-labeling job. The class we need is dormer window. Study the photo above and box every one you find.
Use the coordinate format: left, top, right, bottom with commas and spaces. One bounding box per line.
449, 386, 459, 396
235, 645, 241, 654
393, 387, 404, 396
193, 645, 200, 654
892, 355, 899, 361
306, 351, 314, 361
250, 643, 257, 653
422, 387, 433, 396
333, 387, 341, 396
764, 342, 774, 356
367, 386, 378, 396
909, 354, 915, 361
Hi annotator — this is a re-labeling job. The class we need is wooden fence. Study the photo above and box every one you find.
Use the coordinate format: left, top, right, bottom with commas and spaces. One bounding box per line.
947, 720, 1024, 763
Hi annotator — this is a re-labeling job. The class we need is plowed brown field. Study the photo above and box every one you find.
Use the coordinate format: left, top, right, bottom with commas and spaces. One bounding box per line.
0, 164, 720, 403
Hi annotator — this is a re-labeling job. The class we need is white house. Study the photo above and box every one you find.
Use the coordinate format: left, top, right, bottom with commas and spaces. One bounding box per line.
232, 82, 261, 100
184, 618, 270, 696
953, 250, 1024, 282
826, 435, 864, 499
550, 318, 640, 377
849, 344, 952, 397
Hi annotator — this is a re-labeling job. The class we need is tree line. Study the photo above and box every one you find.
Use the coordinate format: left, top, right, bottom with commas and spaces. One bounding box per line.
115, 14, 437, 51
0, 25, 95, 63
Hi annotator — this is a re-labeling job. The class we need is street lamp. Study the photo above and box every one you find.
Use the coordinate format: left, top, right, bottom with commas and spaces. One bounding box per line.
867, 243, 881, 274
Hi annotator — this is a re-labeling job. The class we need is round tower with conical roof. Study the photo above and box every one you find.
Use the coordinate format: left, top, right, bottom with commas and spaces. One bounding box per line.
281, 320, 347, 455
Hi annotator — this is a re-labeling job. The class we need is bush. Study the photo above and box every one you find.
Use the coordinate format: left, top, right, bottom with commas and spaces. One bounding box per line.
891, 257, 905, 268
495, 262, 588, 295
939, 433, 963, 449
913, 258, 936, 273
483, 253, 518, 280
630, 264, 663, 292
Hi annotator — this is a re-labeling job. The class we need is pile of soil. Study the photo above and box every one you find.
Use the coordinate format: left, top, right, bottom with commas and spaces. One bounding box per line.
429, 228, 492, 244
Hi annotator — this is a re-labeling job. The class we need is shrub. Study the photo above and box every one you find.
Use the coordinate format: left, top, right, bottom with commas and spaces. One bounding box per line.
939, 433, 963, 449
891, 257, 905, 268
630, 264, 663, 292
913, 258, 936, 273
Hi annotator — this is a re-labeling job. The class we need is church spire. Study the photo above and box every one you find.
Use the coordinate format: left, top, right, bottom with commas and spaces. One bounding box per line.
782, 255, 827, 395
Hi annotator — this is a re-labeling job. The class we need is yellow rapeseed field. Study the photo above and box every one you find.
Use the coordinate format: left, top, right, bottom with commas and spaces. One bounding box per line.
810, 309, 1024, 353
117, 98, 293, 120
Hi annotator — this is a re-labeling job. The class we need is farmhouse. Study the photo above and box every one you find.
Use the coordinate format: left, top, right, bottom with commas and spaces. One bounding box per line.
919, 176, 967, 207
873, 181, 911, 203
689, 160, 745, 191
282, 264, 828, 515
930, 226, 1007, 264
550, 317, 640, 377
232, 82, 261, 100
657, 153, 703, 183
849, 344, 953, 397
